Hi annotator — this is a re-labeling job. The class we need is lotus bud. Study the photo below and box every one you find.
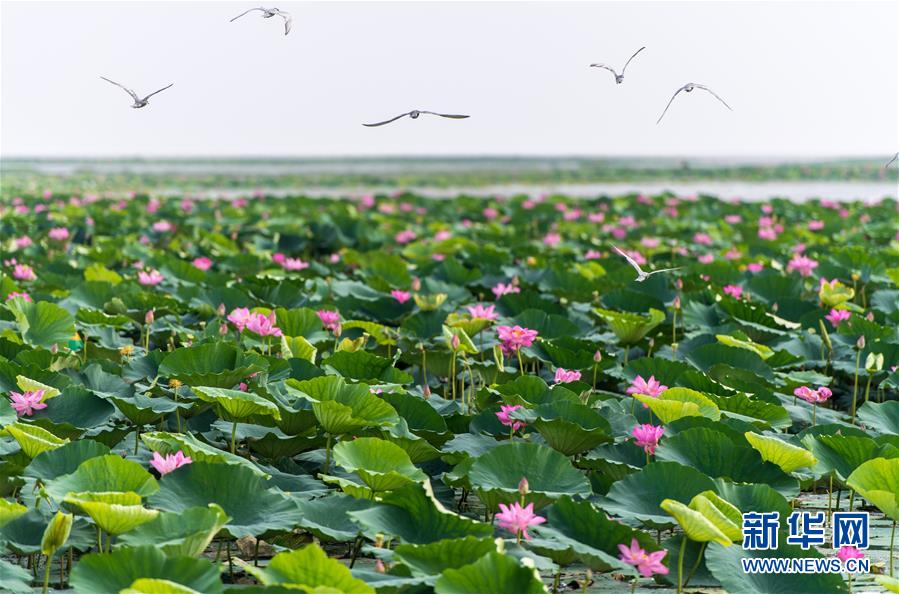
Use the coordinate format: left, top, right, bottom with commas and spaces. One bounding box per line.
217, 303, 226, 317
672, 296, 681, 310
493, 344, 505, 372
866, 312, 874, 321
41, 511, 73, 557
675, 278, 683, 290
526, 256, 537, 266
50, 343, 58, 354
857, 335, 866, 350
518, 477, 529, 496
450, 334, 461, 351
593, 350, 602, 363
374, 559, 386, 573
145, 309, 155, 325
411, 277, 422, 291
219, 322, 228, 336
422, 384, 431, 399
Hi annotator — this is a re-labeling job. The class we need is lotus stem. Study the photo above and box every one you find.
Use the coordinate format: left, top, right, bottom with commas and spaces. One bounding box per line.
420, 345, 428, 386
516, 349, 524, 376
863, 375, 872, 406
891, 521, 896, 577
850, 348, 862, 424
677, 536, 687, 594
323, 434, 333, 473
812, 402, 817, 426
451, 351, 457, 401
684, 541, 706, 587
134, 427, 140, 455
623, 346, 629, 366
230, 421, 238, 454
827, 475, 833, 526
42, 556, 51, 594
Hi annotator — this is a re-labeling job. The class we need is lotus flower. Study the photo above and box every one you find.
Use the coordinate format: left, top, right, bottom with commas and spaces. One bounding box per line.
618, 538, 669, 577
9, 389, 47, 416
543, 232, 562, 247
152, 220, 174, 233
466, 303, 498, 321
495, 502, 545, 540
825, 308, 851, 328
192, 257, 212, 271
395, 230, 417, 244
496, 325, 538, 352
492, 282, 520, 298
48, 227, 70, 241
246, 312, 282, 337
149, 451, 192, 476
227, 307, 252, 331
723, 284, 743, 299
5, 292, 31, 302
836, 546, 864, 562
282, 257, 309, 271
13, 264, 36, 281
786, 255, 819, 277
553, 368, 582, 384
794, 385, 832, 404
391, 289, 411, 304
496, 404, 526, 432
138, 270, 164, 286
317, 309, 341, 334
632, 424, 664, 454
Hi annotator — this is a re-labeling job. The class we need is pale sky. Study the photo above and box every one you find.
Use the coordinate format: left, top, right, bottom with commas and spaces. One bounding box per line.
1, 1, 897, 157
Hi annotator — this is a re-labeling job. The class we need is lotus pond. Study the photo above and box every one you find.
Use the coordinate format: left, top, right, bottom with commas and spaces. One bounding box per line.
1, 190, 899, 593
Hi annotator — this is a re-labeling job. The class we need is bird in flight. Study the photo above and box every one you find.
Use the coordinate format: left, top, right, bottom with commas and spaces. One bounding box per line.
100, 77, 174, 108
886, 153, 898, 168
611, 245, 681, 282
230, 7, 292, 35
363, 110, 470, 127
656, 83, 732, 124
590, 46, 646, 84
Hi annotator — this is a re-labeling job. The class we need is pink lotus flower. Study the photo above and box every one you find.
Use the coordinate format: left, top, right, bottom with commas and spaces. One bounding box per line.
693, 233, 713, 246
434, 230, 452, 241
723, 285, 743, 299
227, 307, 252, 331
495, 501, 545, 540
492, 282, 521, 298
391, 289, 411, 304
626, 375, 668, 408
587, 212, 605, 223
543, 232, 562, 247
152, 220, 174, 233
758, 227, 778, 241
725, 249, 742, 260
641, 237, 660, 249
13, 264, 36, 281
808, 220, 825, 231
359, 194, 376, 209
724, 215, 742, 224
825, 308, 851, 328
793, 385, 832, 404
787, 255, 819, 277
747, 262, 764, 273
9, 389, 47, 416
272, 253, 287, 264
618, 538, 669, 577
317, 309, 341, 334
138, 270, 164, 286
149, 451, 192, 476
282, 257, 309, 271
496, 325, 538, 352
5, 292, 31, 302
395, 230, 417, 244
483, 207, 499, 220
697, 253, 714, 264
466, 303, 498, 321
192, 257, 212, 271
554, 368, 582, 384
632, 424, 664, 455
584, 249, 602, 260
836, 546, 864, 563
563, 209, 582, 221
14, 236, 33, 249
496, 404, 527, 432
246, 312, 282, 337
48, 227, 70, 241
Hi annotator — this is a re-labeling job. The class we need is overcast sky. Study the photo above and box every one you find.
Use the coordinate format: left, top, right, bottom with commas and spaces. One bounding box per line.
1, 1, 897, 158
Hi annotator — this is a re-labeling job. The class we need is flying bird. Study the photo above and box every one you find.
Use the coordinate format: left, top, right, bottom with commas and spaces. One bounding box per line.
656, 83, 732, 124
363, 110, 470, 127
590, 46, 646, 84
230, 7, 292, 35
611, 245, 681, 282
886, 153, 898, 168
100, 77, 173, 108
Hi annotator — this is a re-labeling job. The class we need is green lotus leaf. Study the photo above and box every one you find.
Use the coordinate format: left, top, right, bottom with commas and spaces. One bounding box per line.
433, 551, 547, 594
295, 494, 372, 542
192, 386, 281, 421
349, 482, 493, 544
602, 461, 717, 526
7, 299, 77, 348
240, 543, 374, 594
802, 433, 883, 483
595, 307, 665, 345
4, 422, 69, 458
744, 432, 817, 473
45, 454, 158, 501
442, 325, 478, 355
393, 536, 498, 576
715, 334, 774, 359
288, 376, 399, 434
322, 350, 414, 384
281, 335, 317, 363
15, 375, 62, 400
118, 504, 229, 557
275, 307, 323, 338
158, 342, 267, 388
140, 431, 266, 477
70, 546, 223, 594
0, 558, 32, 594
148, 461, 299, 538
857, 401, 899, 435
877, 575, 899, 593
689, 491, 742, 541
530, 401, 612, 456
528, 496, 659, 573
466, 442, 592, 509
712, 480, 792, 521
660, 499, 731, 546
105, 393, 189, 426
847, 457, 899, 521
634, 387, 721, 423
332, 437, 427, 492
705, 536, 847, 594
120, 578, 204, 594
41, 510, 73, 556
63, 491, 159, 535
0, 498, 28, 528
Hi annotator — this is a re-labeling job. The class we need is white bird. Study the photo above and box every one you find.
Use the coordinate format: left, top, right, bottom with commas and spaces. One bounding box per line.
656, 83, 732, 124
100, 77, 173, 108
886, 153, 898, 168
612, 245, 681, 282
230, 7, 292, 35
363, 110, 470, 127
590, 46, 645, 84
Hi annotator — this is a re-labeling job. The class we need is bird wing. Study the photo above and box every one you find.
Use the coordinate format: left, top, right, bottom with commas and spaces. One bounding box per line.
230, 7, 265, 21
656, 85, 688, 124
692, 84, 733, 111
418, 111, 470, 119
100, 76, 139, 102
278, 12, 292, 35
362, 112, 412, 127
141, 83, 174, 101
886, 153, 898, 168
621, 46, 645, 74
589, 63, 619, 78
645, 266, 682, 276
611, 245, 645, 275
